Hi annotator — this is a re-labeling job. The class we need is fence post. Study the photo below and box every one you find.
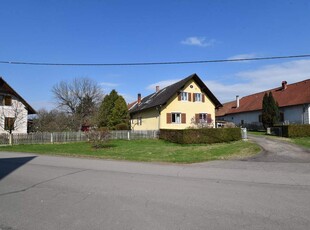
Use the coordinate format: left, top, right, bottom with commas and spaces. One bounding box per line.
127, 131, 130, 140
9, 133, 13, 145
51, 133, 54, 143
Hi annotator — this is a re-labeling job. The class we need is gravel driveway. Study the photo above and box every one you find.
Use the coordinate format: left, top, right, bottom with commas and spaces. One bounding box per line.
247, 134, 310, 163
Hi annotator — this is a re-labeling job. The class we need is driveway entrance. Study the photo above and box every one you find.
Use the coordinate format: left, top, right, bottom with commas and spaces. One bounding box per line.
248, 134, 310, 163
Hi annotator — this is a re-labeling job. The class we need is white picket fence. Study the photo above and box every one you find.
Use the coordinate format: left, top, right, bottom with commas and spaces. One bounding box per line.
0, 130, 159, 145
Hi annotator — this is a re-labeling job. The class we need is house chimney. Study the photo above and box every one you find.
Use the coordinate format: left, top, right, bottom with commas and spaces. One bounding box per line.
282, 81, 287, 90
137, 93, 141, 104
156, 85, 160, 92
236, 95, 240, 108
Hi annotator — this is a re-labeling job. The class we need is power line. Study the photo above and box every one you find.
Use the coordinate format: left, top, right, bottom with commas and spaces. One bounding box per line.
0, 54, 310, 66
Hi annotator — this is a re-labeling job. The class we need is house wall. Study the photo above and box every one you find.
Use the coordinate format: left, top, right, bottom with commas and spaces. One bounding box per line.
305, 104, 310, 124
130, 108, 159, 130
0, 97, 28, 134
282, 104, 310, 125
223, 110, 261, 126
160, 79, 216, 130
220, 104, 310, 126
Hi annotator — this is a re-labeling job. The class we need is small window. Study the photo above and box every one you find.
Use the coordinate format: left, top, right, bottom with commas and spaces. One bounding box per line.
0, 95, 3, 105
4, 96, 12, 106
194, 93, 202, 102
172, 113, 181, 123
258, 115, 262, 122
5, 117, 15, 131
137, 117, 142, 125
180, 92, 188, 101
199, 113, 207, 122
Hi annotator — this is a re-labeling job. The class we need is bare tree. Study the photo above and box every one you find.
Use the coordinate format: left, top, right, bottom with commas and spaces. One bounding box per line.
32, 109, 80, 132
52, 78, 104, 129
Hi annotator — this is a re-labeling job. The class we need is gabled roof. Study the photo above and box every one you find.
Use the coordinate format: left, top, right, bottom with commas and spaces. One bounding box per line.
129, 73, 222, 114
0, 77, 36, 114
216, 78, 310, 116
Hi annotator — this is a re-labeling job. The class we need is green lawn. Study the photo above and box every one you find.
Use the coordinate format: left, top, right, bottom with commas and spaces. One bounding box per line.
0, 139, 260, 163
291, 137, 310, 149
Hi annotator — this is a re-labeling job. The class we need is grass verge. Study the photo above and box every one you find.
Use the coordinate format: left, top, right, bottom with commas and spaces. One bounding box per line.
0, 139, 260, 163
291, 137, 310, 149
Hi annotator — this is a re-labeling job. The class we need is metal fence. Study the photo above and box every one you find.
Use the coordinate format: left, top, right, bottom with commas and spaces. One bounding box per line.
0, 130, 159, 145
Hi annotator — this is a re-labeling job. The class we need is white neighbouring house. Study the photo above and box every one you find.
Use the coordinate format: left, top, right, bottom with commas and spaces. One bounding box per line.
0, 77, 36, 134
216, 79, 310, 128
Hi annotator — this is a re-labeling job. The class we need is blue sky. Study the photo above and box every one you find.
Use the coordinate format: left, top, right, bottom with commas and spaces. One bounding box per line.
1, 0, 310, 110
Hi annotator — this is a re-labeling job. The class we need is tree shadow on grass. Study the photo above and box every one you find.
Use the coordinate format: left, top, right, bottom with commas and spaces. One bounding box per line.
0, 156, 36, 180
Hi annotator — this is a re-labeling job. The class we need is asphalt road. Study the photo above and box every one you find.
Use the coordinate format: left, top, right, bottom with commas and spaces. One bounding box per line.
248, 134, 310, 163
1, 144, 310, 230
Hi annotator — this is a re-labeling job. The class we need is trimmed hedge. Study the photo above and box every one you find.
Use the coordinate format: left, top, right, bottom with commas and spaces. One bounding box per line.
281, 125, 310, 138
159, 128, 242, 144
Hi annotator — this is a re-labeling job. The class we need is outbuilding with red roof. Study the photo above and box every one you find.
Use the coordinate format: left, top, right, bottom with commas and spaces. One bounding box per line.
216, 79, 310, 128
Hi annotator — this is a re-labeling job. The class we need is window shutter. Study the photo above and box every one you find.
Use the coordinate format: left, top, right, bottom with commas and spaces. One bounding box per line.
5, 96, 12, 106
207, 114, 212, 123
202, 94, 205, 102
188, 93, 191, 102
5, 117, 15, 131
193, 93, 196, 102
178, 93, 181, 101
181, 113, 186, 124
195, 114, 199, 123
167, 113, 172, 124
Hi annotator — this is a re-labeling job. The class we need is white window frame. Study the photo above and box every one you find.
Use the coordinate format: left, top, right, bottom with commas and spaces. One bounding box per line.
195, 93, 202, 102
180, 92, 188, 101
172, 113, 181, 124
199, 113, 208, 123
137, 117, 142, 125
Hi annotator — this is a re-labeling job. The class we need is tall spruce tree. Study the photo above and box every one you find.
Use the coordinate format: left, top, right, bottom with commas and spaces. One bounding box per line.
262, 92, 280, 128
97, 90, 129, 129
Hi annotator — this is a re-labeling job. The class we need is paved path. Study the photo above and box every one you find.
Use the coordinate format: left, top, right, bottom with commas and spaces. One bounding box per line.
248, 134, 310, 163
1, 151, 310, 230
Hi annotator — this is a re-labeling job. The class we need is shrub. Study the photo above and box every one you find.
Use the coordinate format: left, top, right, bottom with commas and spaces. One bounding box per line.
115, 123, 129, 130
281, 125, 310, 138
85, 128, 111, 148
160, 128, 241, 144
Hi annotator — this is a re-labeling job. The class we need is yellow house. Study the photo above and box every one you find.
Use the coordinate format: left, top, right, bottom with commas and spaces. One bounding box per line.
129, 74, 222, 130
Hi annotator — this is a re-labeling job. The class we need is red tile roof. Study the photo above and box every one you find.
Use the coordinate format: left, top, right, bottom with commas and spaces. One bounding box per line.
127, 101, 137, 110
216, 79, 310, 116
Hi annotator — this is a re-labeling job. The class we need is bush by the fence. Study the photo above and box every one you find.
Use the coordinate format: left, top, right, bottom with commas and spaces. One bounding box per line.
281, 125, 310, 138
159, 128, 241, 144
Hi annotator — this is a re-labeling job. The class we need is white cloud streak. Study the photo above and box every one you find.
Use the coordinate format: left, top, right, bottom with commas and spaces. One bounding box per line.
205, 59, 310, 103
100, 82, 119, 87
146, 79, 180, 91
227, 53, 258, 60
181, 37, 215, 47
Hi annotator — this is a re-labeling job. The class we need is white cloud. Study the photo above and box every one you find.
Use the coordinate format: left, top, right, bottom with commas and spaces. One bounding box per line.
146, 79, 180, 91
181, 37, 215, 47
204, 59, 310, 103
227, 53, 258, 60
99, 82, 119, 87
